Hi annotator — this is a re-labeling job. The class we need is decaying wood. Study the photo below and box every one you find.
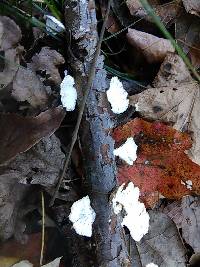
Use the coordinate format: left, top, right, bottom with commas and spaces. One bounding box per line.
64, 0, 130, 266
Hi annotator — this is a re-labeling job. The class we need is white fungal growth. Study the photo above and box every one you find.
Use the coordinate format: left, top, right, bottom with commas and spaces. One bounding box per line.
186, 180, 192, 190
60, 73, 77, 111
114, 137, 138, 165
106, 77, 129, 114
112, 182, 150, 242
46, 15, 65, 35
146, 263, 159, 267
69, 196, 96, 237
181, 180, 193, 190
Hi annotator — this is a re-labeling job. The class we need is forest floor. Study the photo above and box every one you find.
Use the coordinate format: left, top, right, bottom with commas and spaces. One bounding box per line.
0, 0, 200, 267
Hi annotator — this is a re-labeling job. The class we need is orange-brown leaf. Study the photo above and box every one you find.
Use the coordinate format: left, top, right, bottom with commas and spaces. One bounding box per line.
113, 118, 200, 205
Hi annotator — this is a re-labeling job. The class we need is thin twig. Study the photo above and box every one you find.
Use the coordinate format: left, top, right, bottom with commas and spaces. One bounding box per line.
40, 191, 45, 266
49, 0, 111, 206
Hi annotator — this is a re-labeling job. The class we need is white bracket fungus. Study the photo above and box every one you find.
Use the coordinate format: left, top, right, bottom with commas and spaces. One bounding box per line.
112, 182, 149, 242
60, 72, 77, 111
106, 77, 129, 114
114, 137, 138, 165
69, 196, 96, 237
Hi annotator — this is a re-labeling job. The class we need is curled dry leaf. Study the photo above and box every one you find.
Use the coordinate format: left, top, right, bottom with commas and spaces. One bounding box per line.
12, 67, 50, 108
126, 0, 181, 26
0, 16, 22, 50
11, 134, 65, 187
0, 134, 64, 242
176, 13, 200, 69
130, 53, 200, 165
130, 210, 186, 267
113, 118, 200, 206
181, 196, 200, 253
28, 47, 65, 85
0, 16, 23, 89
126, 28, 175, 63
182, 0, 200, 17
152, 52, 192, 87
162, 196, 200, 254
0, 106, 65, 165
0, 172, 28, 241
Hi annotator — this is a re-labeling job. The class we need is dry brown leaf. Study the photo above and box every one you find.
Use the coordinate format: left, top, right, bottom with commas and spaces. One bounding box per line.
152, 52, 192, 87
0, 16, 23, 89
126, 0, 181, 26
130, 210, 186, 267
11, 134, 65, 187
0, 16, 22, 50
0, 106, 65, 165
126, 28, 175, 63
182, 0, 200, 17
176, 13, 200, 69
0, 173, 28, 241
12, 67, 50, 108
0, 134, 64, 241
162, 196, 200, 254
28, 47, 65, 85
181, 196, 200, 253
0, 48, 21, 90
129, 53, 200, 164
0, 233, 43, 266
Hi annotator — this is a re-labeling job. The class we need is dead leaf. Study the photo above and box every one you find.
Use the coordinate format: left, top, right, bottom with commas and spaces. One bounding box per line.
161, 196, 200, 254
0, 16, 22, 50
12, 67, 50, 108
152, 52, 192, 87
113, 118, 200, 206
126, 28, 175, 63
28, 47, 65, 85
0, 173, 28, 241
176, 13, 200, 69
0, 16, 23, 89
130, 210, 187, 267
130, 53, 200, 165
126, 0, 181, 26
181, 196, 200, 253
0, 233, 43, 266
0, 107, 65, 165
10, 134, 65, 187
182, 0, 200, 17
0, 48, 21, 90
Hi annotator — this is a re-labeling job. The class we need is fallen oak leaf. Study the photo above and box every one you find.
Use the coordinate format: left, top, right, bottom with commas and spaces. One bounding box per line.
113, 118, 200, 206
0, 106, 65, 165
130, 53, 200, 165
126, 28, 175, 63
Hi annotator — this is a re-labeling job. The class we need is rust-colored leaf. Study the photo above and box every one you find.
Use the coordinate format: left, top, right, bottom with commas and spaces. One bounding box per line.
113, 118, 200, 205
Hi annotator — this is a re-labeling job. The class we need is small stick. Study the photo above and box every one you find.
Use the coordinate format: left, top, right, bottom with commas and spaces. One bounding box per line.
49, 0, 111, 206
40, 191, 45, 266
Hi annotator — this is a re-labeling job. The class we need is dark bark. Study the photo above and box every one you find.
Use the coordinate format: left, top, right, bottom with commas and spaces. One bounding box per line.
64, 1, 130, 266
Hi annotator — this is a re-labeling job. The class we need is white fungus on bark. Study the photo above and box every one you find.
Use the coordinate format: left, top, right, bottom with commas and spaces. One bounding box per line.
69, 196, 96, 237
106, 77, 129, 114
46, 15, 65, 35
60, 72, 77, 111
114, 137, 138, 165
112, 182, 149, 242
146, 263, 159, 267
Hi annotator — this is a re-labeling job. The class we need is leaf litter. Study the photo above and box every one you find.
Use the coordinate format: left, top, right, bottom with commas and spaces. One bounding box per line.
1, 0, 200, 266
